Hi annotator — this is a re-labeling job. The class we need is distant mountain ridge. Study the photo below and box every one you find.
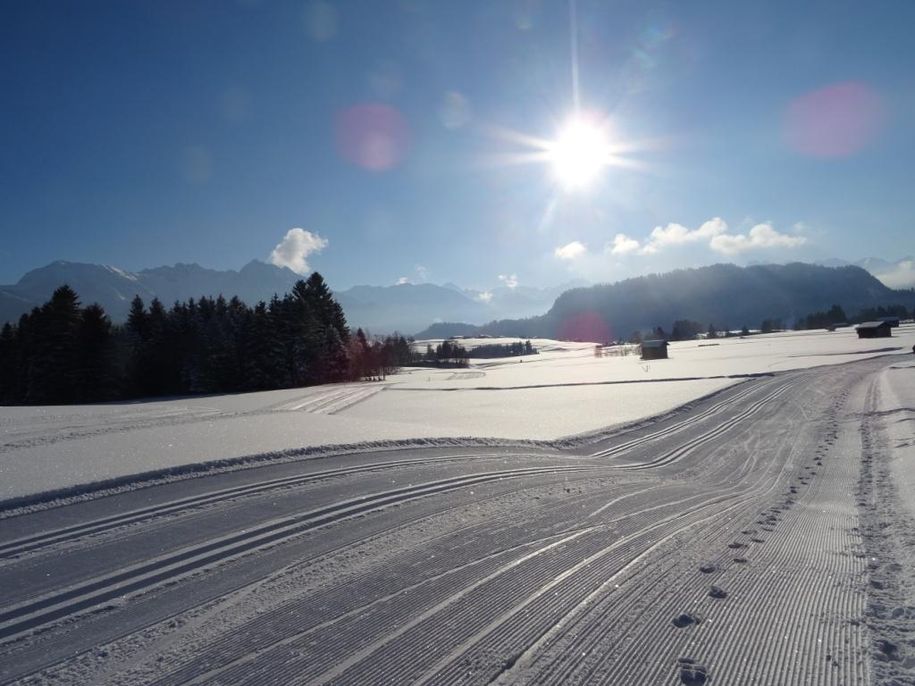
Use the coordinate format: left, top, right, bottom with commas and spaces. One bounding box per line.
3, 259, 912, 338
0, 260, 302, 325
454, 263, 914, 341
0, 260, 576, 335
335, 281, 581, 334
817, 256, 915, 289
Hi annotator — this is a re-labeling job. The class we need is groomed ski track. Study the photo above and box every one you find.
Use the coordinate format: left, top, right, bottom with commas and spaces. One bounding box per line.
0, 355, 910, 685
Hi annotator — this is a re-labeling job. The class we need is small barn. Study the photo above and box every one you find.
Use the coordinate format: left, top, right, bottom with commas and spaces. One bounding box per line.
880, 316, 901, 328
856, 321, 892, 339
641, 339, 669, 360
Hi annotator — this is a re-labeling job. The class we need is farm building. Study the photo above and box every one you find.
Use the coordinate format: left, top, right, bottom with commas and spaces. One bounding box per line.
641, 339, 669, 360
855, 321, 892, 339
880, 316, 901, 327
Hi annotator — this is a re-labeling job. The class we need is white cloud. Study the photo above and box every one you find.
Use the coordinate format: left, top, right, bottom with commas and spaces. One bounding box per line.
641, 217, 727, 254
609, 233, 640, 255
269, 228, 328, 275
415, 265, 429, 282
476, 290, 494, 303
862, 259, 915, 289
498, 273, 519, 289
396, 276, 410, 285
710, 223, 807, 255
554, 240, 587, 260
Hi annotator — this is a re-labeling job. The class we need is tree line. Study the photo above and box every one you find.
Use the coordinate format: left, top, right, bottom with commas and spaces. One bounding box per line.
622, 301, 913, 344
414, 340, 470, 368
0, 274, 413, 405
795, 303, 911, 331
627, 321, 729, 343
466, 340, 535, 358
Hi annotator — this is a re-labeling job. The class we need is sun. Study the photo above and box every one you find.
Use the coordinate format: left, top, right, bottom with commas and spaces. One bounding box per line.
547, 117, 612, 190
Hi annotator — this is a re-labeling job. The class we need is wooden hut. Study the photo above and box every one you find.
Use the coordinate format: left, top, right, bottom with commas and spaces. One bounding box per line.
855, 321, 892, 339
641, 339, 669, 360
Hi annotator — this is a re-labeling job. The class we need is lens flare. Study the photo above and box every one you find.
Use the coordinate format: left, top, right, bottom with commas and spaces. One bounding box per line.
335, 103, 410, 172
784, 81, 884, 158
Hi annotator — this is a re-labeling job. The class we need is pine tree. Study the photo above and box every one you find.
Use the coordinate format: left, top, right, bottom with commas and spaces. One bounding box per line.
241, 302, 285, 390
0, 322, 20, 403
305, 272, 350, 342
126, 295, 149, 342
74, 304, 116, 401
24, 285, 81, 403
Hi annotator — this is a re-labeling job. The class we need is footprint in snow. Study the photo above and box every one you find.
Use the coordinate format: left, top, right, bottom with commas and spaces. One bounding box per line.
728, 542, 746, 549
699, 564, 717, 574
709, 585, 727, 599
678, 657, 709, 685
672, 612, 701, 628
875, 639, 901, 662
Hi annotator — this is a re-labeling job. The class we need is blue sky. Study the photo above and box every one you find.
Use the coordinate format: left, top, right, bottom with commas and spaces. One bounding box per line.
2, 0, 914, 290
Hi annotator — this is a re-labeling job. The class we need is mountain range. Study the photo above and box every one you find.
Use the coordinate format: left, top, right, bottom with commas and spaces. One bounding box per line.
463, 262, 914, 341
0, 260, 576, 335
2, 258, 912, 338
815, 257, 915, 290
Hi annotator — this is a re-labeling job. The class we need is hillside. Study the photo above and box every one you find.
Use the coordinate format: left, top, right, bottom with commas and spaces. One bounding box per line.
471, 263, 913, 341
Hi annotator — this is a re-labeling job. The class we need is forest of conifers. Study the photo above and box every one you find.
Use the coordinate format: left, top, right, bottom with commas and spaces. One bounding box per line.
0, 273, 414, 405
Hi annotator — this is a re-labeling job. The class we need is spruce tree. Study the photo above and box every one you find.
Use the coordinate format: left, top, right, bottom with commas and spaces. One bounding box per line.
0, 322, 19, 403
74, 304, 116, 401
24, 285, 81, 403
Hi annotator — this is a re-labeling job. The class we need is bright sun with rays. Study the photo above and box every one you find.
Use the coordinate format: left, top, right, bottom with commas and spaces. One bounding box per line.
482, 2, 650, 195
546, 117, 613, 190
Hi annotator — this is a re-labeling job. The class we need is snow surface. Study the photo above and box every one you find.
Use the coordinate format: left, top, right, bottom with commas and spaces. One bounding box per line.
880, 357, 915, 524
1, 325, 913, 502
859, 354, 915, 684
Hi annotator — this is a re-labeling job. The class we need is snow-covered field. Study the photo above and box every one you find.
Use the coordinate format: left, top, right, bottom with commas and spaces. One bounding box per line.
1, 325, 913, 502
2, 327, 915, 685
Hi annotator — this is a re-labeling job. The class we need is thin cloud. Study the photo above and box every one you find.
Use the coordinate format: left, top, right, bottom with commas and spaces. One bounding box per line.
269, 228, 328, 275
710, 223, 807, 255
498, 273, 519, 289
641, 217, 727, 255
554, 241, 587, 260
609, 233, 640, 255
869, 259, 915, 289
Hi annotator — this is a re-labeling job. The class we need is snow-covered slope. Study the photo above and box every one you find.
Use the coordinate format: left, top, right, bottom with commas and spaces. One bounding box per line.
2, 324, 913, 502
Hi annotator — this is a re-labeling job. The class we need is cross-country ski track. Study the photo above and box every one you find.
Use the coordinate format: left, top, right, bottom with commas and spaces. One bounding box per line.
1, 355, 913, 685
